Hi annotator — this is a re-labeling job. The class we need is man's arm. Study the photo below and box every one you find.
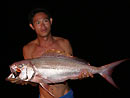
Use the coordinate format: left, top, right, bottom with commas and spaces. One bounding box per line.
59, 39, 73, 56
60, 39, 94, 78
23, 45, 32, 59
64, 39, 73, 55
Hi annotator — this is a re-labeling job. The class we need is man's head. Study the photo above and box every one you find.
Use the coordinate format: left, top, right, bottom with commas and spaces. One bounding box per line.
28, 8, 52, 25
28, 8, 53, 37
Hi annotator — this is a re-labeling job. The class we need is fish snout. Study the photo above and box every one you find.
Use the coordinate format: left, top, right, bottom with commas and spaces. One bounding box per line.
10, 67, 21, 78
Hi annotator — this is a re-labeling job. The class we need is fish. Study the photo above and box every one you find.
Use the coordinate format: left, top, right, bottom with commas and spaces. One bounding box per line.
6, 53, 129, 97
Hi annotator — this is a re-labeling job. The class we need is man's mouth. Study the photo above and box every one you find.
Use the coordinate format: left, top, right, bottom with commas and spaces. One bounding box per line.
41, 28, 47, 32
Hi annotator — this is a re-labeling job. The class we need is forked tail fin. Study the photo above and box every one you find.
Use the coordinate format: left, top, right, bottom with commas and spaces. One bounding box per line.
99, 59, 129, 88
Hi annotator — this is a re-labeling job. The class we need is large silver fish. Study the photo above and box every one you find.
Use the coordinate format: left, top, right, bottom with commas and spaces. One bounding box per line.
6, 53, 129, 96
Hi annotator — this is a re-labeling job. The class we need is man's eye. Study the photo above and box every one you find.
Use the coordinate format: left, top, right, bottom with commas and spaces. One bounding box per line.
44, 19, 49, 22
18, 64, 23, 68
36, 21, 40, 24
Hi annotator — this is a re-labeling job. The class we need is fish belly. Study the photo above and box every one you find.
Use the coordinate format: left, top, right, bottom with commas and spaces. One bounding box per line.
38, 68, 81, 83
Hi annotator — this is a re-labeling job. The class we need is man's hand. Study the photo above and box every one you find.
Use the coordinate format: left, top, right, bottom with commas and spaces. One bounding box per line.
78, 69, 94, 79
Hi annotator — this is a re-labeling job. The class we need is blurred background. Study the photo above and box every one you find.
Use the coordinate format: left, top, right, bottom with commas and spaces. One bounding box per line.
1, 0, 130, 98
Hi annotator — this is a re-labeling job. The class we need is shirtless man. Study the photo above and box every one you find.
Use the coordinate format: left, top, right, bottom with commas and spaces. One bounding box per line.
23, 8, 92, 98
23, 8, 74, 98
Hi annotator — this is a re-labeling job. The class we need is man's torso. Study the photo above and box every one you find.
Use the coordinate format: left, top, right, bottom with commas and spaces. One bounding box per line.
23, 36, 72, 98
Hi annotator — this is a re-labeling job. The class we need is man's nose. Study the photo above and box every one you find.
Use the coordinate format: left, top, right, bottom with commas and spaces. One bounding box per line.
41, 21, 46, 26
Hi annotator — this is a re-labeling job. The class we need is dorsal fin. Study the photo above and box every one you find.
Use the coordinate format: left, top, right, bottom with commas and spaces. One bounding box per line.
41, 49, 73, 58
40, 49, 90, 65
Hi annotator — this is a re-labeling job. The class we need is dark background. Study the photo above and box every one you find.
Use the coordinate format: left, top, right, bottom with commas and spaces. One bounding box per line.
1, 0, 130, 98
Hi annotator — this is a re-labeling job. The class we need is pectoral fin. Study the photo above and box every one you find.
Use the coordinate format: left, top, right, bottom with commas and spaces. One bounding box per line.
39, 83, 54, 97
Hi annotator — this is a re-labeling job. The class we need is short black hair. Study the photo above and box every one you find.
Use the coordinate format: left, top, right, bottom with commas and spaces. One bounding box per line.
28, 8, 52, 25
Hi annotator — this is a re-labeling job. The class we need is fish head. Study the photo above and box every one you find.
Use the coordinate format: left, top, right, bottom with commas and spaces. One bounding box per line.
7, 60, 35, 83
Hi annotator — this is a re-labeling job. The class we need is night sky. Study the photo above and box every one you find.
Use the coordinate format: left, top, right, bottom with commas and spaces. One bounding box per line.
1, 0, 130, 98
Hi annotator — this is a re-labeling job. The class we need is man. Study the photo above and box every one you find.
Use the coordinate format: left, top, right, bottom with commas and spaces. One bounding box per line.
23, 8, 92, 98
23, 8, 73, 98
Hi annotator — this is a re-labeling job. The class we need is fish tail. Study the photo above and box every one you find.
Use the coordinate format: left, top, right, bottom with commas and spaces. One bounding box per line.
99, 59, 129, 88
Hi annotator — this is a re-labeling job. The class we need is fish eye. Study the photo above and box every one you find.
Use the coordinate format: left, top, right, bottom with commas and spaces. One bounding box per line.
18, 64, 23, 68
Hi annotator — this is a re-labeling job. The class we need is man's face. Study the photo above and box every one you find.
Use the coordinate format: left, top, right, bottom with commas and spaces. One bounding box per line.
31, 12, 52, 37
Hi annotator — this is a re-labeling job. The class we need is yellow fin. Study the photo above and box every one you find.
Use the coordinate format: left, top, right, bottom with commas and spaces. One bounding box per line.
42, 49, 73, 57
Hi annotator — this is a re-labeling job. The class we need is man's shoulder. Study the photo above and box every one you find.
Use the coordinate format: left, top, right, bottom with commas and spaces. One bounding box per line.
23, 40, 37, 59
54, 36, 71, 51
54, 36, 69, 43
23, 40, 36, 50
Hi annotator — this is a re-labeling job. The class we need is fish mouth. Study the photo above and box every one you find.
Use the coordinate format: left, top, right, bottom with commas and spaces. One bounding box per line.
12, 71, 21, 78
9, 68, 21, 79
7, 72, 20, 80
6, 72, 22, 84
6, 70, 21, 83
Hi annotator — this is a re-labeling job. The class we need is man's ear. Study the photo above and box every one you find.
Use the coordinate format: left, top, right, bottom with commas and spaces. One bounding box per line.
29, 24, 35, 30
50, 18, 53, 24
